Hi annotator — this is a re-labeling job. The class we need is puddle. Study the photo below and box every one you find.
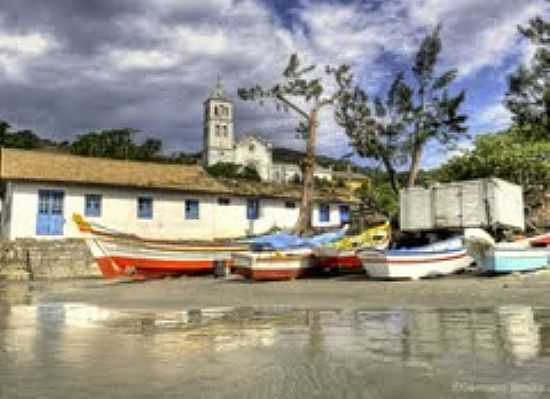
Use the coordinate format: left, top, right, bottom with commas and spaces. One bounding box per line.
2, 301, 550, 398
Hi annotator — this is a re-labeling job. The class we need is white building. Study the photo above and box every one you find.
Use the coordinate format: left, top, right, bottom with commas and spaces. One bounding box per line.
0, 148, 356, 240
202, 79, 334, 183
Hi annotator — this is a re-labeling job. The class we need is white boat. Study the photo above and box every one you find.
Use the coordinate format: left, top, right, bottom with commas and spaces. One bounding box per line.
232, 248, 314, 281
73, 214, 247, 279
358, 237, 472, 280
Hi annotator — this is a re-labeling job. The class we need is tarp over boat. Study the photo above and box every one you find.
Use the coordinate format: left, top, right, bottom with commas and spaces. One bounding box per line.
248, 226, 348, 251
326, 222, 391, 251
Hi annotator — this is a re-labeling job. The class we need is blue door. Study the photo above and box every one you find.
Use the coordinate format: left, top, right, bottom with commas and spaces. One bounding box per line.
37, 190, 65, 236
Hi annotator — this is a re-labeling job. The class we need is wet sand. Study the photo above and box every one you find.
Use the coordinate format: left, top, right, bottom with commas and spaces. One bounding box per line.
9, 270, 550, 311
3, 274, 550, 398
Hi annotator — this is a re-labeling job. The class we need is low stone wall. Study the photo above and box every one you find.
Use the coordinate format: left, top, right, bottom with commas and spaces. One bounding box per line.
0, 239, 100, 280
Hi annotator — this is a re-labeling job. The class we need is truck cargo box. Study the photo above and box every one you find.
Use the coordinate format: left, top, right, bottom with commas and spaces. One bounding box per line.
400, 178, 524, 231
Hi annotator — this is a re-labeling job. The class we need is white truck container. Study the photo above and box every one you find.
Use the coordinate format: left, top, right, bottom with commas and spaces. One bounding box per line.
400, 178, 524, 231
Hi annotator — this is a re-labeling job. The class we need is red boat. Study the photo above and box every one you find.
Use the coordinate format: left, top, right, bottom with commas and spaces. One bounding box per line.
529, 233, 550, 247
73, 214, 248, 279
316, 249, 363, 272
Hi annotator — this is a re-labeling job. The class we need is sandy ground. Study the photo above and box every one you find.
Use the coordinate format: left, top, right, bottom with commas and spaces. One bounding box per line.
5, 269, 550, 310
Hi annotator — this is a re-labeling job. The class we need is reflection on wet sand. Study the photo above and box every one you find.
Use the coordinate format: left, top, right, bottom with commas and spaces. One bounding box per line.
2, 302, 550, 398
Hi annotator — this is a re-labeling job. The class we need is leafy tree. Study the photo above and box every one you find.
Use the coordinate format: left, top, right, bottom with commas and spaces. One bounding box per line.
355, 180, 399, 220
336, 25, 467, 193
0, 120, 46, 149
505, 14, 550, 139
238, 54, 352, 234
70, 129, 163, 161
239, 165, 262, 181
205, 162, 261, 181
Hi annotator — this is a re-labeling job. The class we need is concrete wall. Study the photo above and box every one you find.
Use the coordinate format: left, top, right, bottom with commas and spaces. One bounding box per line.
4, 181, 347, 240
0, 239, 99, 280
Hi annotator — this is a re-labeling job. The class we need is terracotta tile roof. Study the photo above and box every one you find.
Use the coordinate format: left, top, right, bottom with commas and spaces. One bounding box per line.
0, 148, 359, 203
0, 148, 230, 194
218, 178, 360, 204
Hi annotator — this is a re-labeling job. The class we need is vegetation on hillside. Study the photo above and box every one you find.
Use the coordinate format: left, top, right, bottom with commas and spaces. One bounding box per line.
205, 162, 261, 181
272, 147, 367, 173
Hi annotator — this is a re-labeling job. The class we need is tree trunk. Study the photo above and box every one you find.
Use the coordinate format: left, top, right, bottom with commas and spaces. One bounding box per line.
407, 141, 424, 187
294, 110, 318, 235
381, 157, 400, 195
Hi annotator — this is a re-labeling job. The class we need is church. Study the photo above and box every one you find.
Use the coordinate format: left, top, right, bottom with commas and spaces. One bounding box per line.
202, 79, 333, 183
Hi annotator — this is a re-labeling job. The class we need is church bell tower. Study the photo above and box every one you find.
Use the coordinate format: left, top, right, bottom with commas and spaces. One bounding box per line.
203, 78, 234, 166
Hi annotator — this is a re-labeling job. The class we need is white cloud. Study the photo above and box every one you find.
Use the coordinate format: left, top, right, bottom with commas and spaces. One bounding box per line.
0, 0, 546, 160
110, 49, 180, 70
406, 0, 547, 77
0, 32, 55, 80
475, 102, 512, 131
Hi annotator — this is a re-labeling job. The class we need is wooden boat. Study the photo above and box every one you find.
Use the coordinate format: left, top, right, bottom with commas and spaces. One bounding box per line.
232, 248, 314, 281
315, 222, 391, 273
73, 214, 248, 279
528, 233, 550, 247
465, 228, 549, 273
358, 237, 472, 280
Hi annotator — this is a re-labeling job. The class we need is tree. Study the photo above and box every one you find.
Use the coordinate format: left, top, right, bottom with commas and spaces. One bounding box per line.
0, 120, 45, 149
505, 14, 550, 139
336, 25, 467, 193
70, 129, 163, 161
238, 54, 351, 234
205, 162, 261, 181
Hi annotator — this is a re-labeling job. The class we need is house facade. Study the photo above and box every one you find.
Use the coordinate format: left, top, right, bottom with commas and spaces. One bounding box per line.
0, 149, 356, 241
202, 80, 336, 183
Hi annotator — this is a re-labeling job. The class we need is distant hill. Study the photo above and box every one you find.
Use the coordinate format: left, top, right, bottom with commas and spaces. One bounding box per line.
272, 147, 369, 174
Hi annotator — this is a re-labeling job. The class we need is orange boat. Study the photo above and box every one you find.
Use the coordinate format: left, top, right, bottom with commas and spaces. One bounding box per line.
73, 214, 248, 280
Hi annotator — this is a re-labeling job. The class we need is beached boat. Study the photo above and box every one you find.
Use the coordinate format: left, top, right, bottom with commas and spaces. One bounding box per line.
316, 222, 391, 272
528, 233, 550, 247
232, 248, 314, 281
232, 227, 347, 281
465, 229, 549, 273
73, 214, 248, 279
358, 236, 472, 280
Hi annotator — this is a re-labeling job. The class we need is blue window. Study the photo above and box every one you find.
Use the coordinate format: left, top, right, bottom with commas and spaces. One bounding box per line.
137, 197, 153, 219
319, 203, 330, 223
85, 194, 102, 217
185, 199, 200, 220
37, 190, 65, 236
339, 205, 350, 224
247, 199, 260, 220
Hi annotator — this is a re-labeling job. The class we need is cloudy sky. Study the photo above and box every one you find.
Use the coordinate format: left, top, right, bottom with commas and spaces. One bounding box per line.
0, 0, 547, 168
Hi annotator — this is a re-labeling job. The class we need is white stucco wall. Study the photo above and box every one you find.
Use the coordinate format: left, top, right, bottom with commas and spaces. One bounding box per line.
4, 181, 348, 240
234, 137, 272, 181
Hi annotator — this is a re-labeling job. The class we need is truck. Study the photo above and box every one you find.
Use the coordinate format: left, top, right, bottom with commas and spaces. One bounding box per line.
400, 178, 524, 232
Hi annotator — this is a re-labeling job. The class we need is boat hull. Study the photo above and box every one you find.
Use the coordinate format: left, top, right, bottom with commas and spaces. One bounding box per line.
232, 250, 314, 281
476, 248, 549, 273
87, 239, 240, 279
315, 248, 362, 272
359, 249, 472, 280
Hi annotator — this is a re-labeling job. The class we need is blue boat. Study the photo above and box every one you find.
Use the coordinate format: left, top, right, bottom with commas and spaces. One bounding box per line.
465, 229, 550, 273
475, 247, 549, 273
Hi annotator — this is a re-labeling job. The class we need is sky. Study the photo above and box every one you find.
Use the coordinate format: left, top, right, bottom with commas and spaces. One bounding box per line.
0, 0, 547, 169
